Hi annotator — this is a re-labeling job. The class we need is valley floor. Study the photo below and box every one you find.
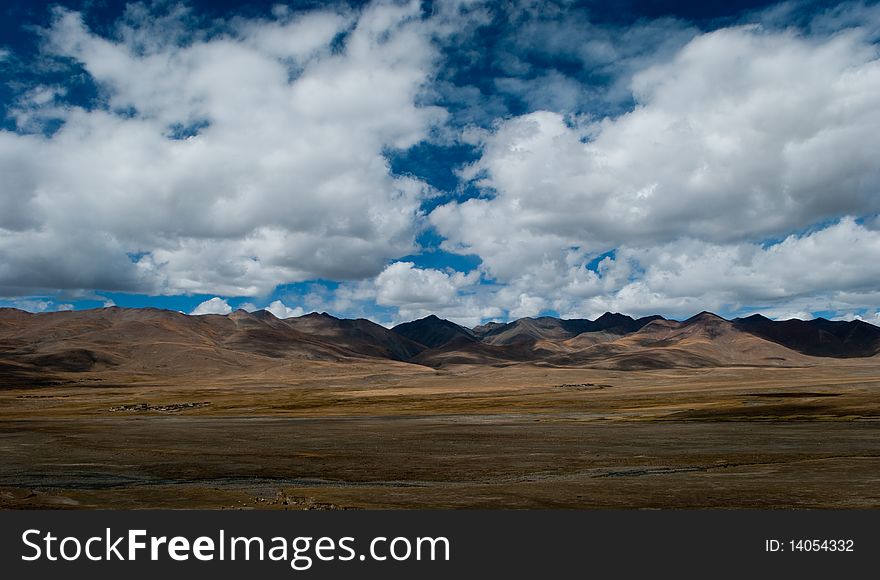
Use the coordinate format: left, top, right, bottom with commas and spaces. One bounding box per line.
1, 361, 879, 509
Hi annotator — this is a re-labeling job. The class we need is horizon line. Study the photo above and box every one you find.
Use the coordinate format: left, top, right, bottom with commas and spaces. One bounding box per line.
2, 305, 875, 329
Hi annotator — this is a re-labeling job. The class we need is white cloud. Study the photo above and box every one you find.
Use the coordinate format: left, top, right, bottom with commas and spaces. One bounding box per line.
190, 297, 232, 315
3, 2, 879, 326
435, 24, 880, 278
265, 299, 305, 319
553, 218, 880, 319
375, 261, 479, 308
504, 293, 545, 319
322, 261, 496, 326
9, 299, 52, 313
372, 262, 492, 326
833, 310, 880, 325
0, 1, 443, 297
768, 311, 814, 321
3, 298, 75, 313
426, 16, 880, 320
342, 217, 880, 324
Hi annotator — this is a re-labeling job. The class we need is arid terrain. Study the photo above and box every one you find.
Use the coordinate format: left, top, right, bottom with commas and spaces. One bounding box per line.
1, 307, 879, 509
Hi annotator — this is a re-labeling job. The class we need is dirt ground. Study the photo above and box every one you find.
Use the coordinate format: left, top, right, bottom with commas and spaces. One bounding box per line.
1, 360, 879, 509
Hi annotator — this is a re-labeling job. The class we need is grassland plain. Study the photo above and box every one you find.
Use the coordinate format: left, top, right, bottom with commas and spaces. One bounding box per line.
2, 359, 879, 509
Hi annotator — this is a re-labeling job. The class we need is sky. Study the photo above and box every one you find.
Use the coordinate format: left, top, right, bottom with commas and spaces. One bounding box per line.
1, 0, 879, 327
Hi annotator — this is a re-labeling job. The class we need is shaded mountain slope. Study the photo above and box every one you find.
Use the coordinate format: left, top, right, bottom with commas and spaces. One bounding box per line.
284, 312, 426, 361
391, 315, 476, 348
733, 314, 880, 358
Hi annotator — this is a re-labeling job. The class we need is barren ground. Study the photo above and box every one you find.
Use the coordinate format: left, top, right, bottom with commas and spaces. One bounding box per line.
1, 360, 879, 509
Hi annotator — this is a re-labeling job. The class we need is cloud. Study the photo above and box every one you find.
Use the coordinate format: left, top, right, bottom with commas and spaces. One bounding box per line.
1, 298, 74, 313
427, 15, 880, 319
375, 261, 479, 308
373, 262, 492, 325
2, 2, 879, 326
0, 1, 443, 297
833, 309, 880, 325
190, 297, 232, 315
323, 261, 496, 326
264, 299, 305, 319
6, 299, 52, 313
764, 310, 814, 322
350, 216, 880, 324
536, 218, 880, 319
435, 23, 880, 276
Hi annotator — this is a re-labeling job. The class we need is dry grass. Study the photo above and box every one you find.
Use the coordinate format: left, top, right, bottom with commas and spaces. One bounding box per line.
1, 359, 879, 509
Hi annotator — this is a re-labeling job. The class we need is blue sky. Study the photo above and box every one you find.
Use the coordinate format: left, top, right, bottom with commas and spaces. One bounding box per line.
1, 0, 879, 326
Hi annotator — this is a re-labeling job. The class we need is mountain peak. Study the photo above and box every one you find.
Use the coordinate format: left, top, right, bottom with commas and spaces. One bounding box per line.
300, 311, 337, 320
251, 309, 278, 319
391, 315, 475, 348
686, 311, 726, 323
595, 312, 629, 322
737, 313, 772, 322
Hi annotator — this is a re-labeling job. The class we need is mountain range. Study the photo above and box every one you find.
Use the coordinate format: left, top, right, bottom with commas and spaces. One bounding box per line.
1, 307, 879, 385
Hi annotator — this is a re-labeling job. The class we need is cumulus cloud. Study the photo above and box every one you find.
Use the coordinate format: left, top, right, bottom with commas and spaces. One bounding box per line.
427, 14, 880, 321
833, 310, 880, 325
190, 297, 232, 315
264, 300, 305, 319
375, 261, 479, 308
6, 299, 52, 313
327, 261, 497, 326
435, 23, 880, 275
0, 298, 77, 313
375, 262, 496, 326
762, 309, 815, 322
2, 1, 879, 326
0, 1, 443, 297
505, 218, 880, 320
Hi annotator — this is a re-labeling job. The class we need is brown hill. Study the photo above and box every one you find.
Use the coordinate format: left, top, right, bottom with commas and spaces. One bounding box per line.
585, 312, 815, 369
479, 317, 581, 346
1, 308, 877, 383
531, 312, 819, 370
0, 307, 424, 385
477, 313, 663, 346
409, 312, 664, 367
